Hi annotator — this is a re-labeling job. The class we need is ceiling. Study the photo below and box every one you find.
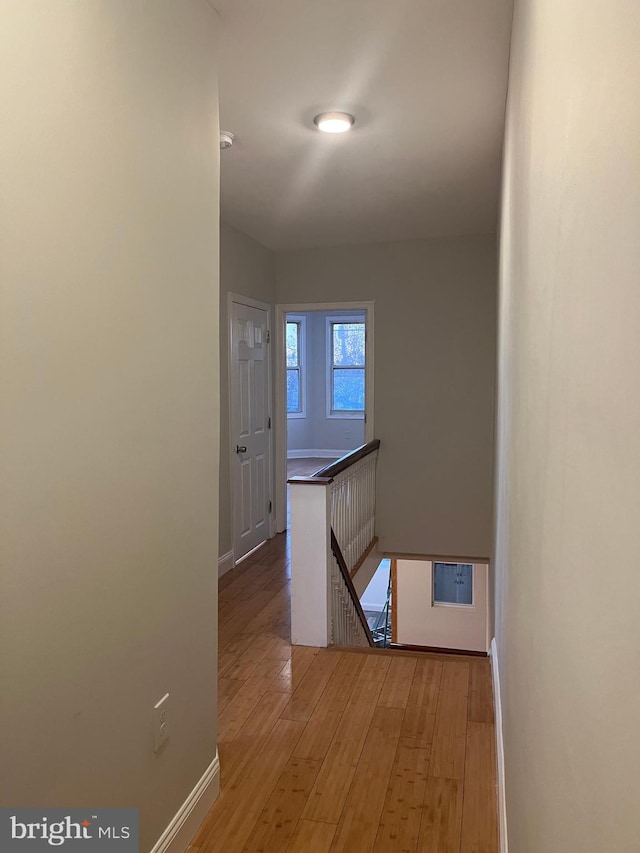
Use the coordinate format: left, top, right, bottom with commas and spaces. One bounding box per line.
214, 0, 513, 251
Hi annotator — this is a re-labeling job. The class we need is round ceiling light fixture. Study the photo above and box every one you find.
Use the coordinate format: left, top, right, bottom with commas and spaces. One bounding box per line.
313, 112, 355, 134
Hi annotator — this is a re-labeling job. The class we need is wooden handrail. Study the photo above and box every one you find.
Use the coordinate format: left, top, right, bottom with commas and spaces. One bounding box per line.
314, 440, 380, 479
330, 529, 374, 647
287, 440, 380, 485
287, 475, 334, 486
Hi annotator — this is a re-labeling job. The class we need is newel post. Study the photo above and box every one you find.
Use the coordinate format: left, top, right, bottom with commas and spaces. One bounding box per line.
289, 478, 332, 647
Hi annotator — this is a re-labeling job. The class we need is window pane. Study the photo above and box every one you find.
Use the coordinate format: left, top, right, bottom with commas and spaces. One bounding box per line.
286, 322, 299, 367
286, 368, 300, 412
333, 368, 365, 411
332, 323, 365, 366
433, 563, 473, 606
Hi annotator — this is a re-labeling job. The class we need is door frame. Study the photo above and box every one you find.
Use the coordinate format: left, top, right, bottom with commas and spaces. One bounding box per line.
228, 292, 275, 565
274, 301, 375, 534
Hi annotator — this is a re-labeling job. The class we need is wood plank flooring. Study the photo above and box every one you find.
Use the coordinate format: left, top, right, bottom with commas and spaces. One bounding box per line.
191, 533, 498, 853
287, 458, 339, 478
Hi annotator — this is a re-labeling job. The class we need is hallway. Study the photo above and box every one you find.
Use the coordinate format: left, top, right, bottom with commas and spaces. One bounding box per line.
190, 534, 498, 852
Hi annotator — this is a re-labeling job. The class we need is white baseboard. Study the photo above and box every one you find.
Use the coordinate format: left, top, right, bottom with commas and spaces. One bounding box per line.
287, 449, 346, 459
218, 551, 234, 578
490, 638, 508, 853
150, 751, 220, 853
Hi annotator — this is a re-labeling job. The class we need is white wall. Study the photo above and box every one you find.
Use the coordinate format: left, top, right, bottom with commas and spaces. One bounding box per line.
0, 4, 220, 850
219, 222, 276, 559
395, 559, 488, 652
494, 1, 640, 850
287, 311, 365, 455
277, 235, 497, 559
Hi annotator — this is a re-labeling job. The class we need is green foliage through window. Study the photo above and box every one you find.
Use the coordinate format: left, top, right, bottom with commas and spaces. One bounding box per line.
286, 321, 301, 413
331, 322, 365, 412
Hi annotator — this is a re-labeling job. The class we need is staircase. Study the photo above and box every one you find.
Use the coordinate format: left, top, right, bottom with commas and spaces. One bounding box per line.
288, 440, 380, 648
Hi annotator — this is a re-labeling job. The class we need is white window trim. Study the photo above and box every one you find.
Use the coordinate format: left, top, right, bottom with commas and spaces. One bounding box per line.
325, 314, 366, 419
286, 314, 306, 419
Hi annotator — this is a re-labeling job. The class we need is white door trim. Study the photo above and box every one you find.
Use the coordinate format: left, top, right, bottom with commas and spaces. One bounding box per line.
228, 292, 274, 563
274, 301, 375, 534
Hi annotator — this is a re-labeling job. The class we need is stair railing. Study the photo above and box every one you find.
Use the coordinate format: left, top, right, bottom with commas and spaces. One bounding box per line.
288, 440, 380, 647
315, 443, 379, 574
330, 530, 374, 647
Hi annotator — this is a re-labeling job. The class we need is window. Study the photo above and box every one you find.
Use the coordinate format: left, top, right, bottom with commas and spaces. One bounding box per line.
327, 317, 365, 417
286, 315, 305, 417
433, 562, 474, 606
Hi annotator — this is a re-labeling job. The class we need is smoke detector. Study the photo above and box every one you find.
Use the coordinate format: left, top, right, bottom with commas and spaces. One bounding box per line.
220, 131, 234, 150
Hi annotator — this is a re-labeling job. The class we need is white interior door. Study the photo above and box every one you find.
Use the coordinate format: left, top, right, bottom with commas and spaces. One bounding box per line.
395, 558, 489, 652
231, 299, 270, 562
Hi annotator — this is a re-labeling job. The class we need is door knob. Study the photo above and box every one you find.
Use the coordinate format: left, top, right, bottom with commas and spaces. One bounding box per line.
236, 445, 247, 454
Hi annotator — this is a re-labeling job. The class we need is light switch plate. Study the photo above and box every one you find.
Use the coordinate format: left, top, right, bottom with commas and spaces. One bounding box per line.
154, 693, 170, 752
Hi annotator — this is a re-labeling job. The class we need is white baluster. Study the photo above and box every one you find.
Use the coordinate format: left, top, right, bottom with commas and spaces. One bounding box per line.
322, 446, 379, 647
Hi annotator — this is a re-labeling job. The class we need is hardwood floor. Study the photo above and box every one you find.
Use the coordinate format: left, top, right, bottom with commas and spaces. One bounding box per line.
287, 457, 338, 478
191, 533, 499, 853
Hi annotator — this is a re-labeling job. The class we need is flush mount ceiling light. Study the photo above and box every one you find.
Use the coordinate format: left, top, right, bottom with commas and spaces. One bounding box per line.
313, 112, 355, 133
